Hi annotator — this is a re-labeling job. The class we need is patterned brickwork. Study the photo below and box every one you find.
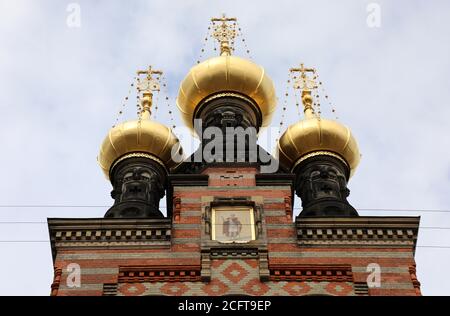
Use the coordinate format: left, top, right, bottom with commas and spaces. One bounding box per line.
50, 267, 62, 296
49, 166, 421, 296
116, 259, 356, 296
118, 265, 201, 283
269, 265, 353, 282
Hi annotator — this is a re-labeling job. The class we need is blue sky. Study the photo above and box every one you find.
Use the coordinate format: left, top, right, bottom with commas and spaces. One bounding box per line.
0, 0, 449, 295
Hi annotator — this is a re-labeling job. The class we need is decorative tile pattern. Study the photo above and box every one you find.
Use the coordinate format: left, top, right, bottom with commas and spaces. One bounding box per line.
242, 278, 270, 296
222, 262, 249, 283
120, 283, 146, 296
282, 282, 312, 295
160, 282, 189, 296
118, 265, 201, 283
325, 282, 353, 296
116, 259, 356, 296
202, 279, 230, 296
269, 264, 353, 282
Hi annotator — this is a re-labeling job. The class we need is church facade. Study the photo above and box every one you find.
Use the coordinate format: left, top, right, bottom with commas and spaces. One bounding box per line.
47, 16, 421, 296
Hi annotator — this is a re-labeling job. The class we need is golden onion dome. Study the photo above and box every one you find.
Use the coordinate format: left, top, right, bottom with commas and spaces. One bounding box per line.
277, 117, 360, 177
176, 55, 277, 132
98, 92, 183, 180
277, 63, 360, 178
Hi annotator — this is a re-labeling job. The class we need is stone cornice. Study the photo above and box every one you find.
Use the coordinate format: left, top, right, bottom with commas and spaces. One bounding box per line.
255, 173, 295, 186
269, 264, 353, 282
48, 218, 172, 262
118, 265, 202, 283
295, 216, 420, 253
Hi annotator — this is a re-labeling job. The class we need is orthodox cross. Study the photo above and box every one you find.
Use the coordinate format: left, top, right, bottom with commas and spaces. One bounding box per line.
211, 14, 237, 56
136, 66, 163, 118
289, 63, 317, 92
290, 63, 318, 117
136, 65, 163, 94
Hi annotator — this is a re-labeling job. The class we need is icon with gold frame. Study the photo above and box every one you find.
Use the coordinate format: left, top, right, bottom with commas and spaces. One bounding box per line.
211, 207, 256, 243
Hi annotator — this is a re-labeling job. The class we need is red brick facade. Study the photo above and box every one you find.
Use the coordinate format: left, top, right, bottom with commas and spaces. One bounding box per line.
48, 167, 420, 296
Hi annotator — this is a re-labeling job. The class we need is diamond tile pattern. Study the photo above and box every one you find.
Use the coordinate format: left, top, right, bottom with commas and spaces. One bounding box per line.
282, 282, 312, 295
222, 262, 249, 284
117, 259, 356, 296
160, 282, 189, 296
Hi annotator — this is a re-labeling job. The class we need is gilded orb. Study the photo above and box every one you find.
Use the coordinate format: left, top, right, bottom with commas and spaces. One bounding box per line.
277, 117, 360, 177
98, 119, 183, 180
176, 55, 277, 133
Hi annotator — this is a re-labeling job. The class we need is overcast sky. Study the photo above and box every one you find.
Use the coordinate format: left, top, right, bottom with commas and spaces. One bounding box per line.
0, 0, 449, 296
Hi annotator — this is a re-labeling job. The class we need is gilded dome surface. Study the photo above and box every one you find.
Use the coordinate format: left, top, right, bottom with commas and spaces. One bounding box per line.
277, 117, 360, 177
98, 119, 183, 179
176, 55, 277, 132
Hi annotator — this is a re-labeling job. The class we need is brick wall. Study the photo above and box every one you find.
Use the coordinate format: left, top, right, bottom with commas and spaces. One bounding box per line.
49, 166, 420, 296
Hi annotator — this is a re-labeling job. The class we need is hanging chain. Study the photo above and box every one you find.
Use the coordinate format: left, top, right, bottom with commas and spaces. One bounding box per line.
211, 20, 218, 54
136, 80, 142, 123
112, 76, 136, 128
291, 73, 302, 118
276, 71, 292, 142
161, 75, 177, 129
315, 71, 338, 120
152, 72, 162, 120
312, 71, 321, 119
235, 21, 253, 60
152, 91, 160, 121
197, 21, 213, 64
136, 76, 142, 124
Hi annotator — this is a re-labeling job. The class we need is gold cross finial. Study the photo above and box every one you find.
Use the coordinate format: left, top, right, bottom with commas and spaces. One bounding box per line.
136, 65, 163, 93
290, 63, 317, 91
211, 14, 237, 56
136, 65, 163, 120
289, 63, 317, 118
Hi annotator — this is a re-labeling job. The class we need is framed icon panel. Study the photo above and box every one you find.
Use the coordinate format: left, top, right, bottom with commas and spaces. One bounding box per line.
211, 207, 256, 243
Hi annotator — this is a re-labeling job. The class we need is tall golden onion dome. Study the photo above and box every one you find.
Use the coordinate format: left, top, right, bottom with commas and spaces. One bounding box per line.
277, 64, 360, 177
98, 67, 183, 180
176, 14, 277, 133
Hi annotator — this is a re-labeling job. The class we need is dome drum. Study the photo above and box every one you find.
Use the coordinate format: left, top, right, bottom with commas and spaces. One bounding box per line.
292, 153, 358, 217
277, 116, 360, 217
109, 152, 167, 183
105, 155, 168, 218
97, 105, 183, 218
193, 92, 262, 132
291, 151, 351, 180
